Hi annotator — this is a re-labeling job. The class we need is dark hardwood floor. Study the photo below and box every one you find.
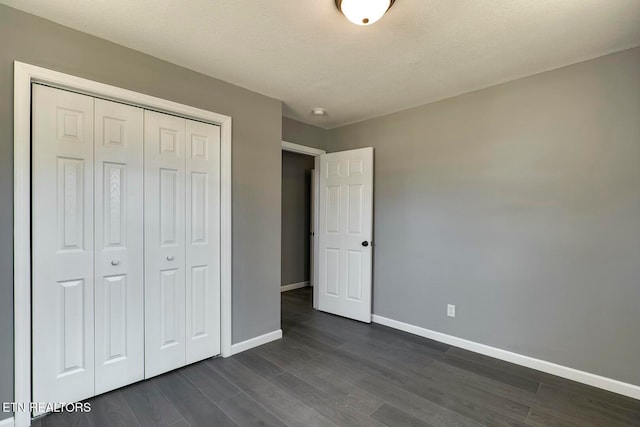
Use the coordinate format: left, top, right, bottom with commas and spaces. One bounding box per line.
34, 287, 639, 427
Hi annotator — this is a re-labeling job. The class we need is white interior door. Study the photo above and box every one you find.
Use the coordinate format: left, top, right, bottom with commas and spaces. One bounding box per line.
185, 119, 221, 363
32, 84, 95, 406
144, 110, 187, 378
317, 148, 374, 323
94, 99, 145, 394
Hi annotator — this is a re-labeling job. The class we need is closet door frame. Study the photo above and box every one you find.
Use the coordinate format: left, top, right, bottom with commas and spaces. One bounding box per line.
13, 62, 233, 427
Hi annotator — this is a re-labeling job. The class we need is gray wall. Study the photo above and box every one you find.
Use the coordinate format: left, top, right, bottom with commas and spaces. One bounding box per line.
282, 116, 327, 151
0, 5, 282, 414
282, 151, 315, 286
326, 47, 640, 386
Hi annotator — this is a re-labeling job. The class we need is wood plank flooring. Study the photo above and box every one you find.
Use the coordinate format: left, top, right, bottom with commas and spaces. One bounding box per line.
34, 287, 640, 427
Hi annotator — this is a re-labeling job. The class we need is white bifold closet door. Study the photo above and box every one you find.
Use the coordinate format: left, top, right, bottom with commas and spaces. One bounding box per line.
144, 111, 221, 378
143, 111, 187, 377
32, 85, 221, 404
32, 85, 96, 406
32, 85, 145, 405
93, 98, 145, 394
185, 120, 221, 363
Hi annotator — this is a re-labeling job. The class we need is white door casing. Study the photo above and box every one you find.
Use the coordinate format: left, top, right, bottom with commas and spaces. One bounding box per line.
144, 110, 187, 378
185, 120, 221, 363
32, 85, 96, 406
281, 141, 325, 309
317, 148, 374, 323
94, 99, 145, 394
313, 157, 320, 309
310, 169, 316, 287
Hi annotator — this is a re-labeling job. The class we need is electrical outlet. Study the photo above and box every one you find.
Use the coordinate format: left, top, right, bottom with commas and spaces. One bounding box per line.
447, 304, 456, 318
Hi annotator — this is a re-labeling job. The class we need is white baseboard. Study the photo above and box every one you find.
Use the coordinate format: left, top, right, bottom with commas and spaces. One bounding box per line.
230, 329, 283, 356
0, 416, 14, 427
372, 315, 640, 400
281, 281, 309, 292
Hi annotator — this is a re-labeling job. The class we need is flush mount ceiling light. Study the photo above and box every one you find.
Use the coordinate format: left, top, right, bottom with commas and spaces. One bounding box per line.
335, 0, 395, 26
312, 107, 327, 116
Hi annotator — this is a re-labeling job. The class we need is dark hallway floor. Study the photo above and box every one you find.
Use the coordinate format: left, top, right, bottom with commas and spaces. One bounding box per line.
33, 287, 639, 426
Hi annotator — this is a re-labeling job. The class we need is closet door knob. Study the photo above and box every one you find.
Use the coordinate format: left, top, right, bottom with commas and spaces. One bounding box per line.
111, 260, 120, 266
361, 241, 369, 247
167, 255, 175, 261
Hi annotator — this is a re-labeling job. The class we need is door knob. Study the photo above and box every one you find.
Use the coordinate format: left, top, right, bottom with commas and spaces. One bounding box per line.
362, 241, 369, 247
111, 260, 120, 266
167, 255, 175, 261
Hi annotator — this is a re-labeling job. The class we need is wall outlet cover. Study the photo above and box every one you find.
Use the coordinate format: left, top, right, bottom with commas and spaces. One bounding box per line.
447, 304, 456, 318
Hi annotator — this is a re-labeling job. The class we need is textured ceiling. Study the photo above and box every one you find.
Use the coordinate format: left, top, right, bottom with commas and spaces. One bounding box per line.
2, 0, 640, 128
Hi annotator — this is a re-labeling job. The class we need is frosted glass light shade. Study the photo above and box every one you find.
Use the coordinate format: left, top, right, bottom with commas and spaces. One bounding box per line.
337, 0, 393, 26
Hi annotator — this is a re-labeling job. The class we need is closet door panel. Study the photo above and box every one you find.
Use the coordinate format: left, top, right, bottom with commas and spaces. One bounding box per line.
185, 120, 221, 363
144, 110, 187, 378
94, 99, 144, 394
32, 85, 95, 407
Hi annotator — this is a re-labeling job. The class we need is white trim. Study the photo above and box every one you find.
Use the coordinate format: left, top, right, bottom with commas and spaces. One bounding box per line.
13, 61, 233, 427
0, 417, 15, 427
13, 62, 33, 427
220, 108, 233, 358
309, 169, 315, 288
312, 159, 320, 309
230, 330, 283, 355
280, 281, 310, 292
372, 315, 640, 400
282, 140, 326, 156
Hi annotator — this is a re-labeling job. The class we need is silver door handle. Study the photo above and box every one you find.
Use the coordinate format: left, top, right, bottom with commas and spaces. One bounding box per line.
111, 260, 120, 266
167, 255, 175, 261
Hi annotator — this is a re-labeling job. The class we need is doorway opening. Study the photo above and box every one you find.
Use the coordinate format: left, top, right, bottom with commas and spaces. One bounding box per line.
280, 141, 324, 325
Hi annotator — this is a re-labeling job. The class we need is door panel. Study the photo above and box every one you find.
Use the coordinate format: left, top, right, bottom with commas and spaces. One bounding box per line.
348, 184, 364, 233
160, 168, 179, 244
94, 98, 144, 394
160, 269, 180, 347
58, 278, 86, 373
32, 84, 95, 407
144, 110, 187, 378
185, 120, 221, 363
318, 148, 373, 323
103, 275, 127, 359
346, 250, 363, 301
